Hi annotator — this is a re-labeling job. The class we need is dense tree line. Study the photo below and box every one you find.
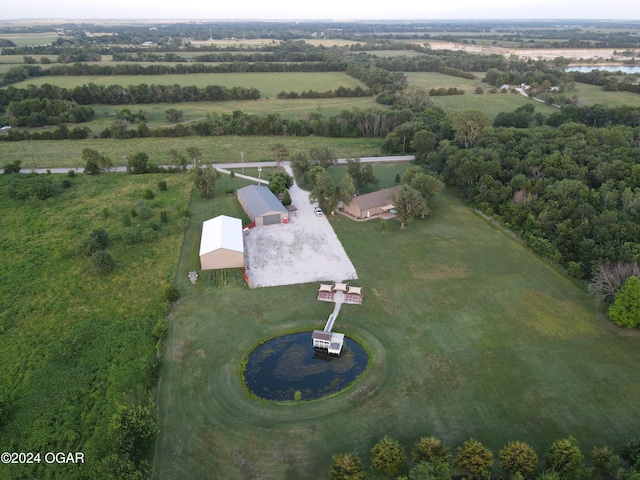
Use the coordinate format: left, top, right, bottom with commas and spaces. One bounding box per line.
0, 124, 91, 141
546, 104, 640, 128
367, 50, 509, 73
0, 60, 344, 87
570, 70, 640, 95
4, 98, 94, 127
0, 83, 260, 107
483, 65, 571, 91
422, 121, 640, 280
329, 433, 640, 479
276, 86, 370, 99
97, 107, 417, 139
192, 50, 326, 63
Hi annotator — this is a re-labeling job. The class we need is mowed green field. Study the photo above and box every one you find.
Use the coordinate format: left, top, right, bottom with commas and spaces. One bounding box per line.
10, 72, 367, 99
153, 180, 640, 479
0, 136, 382, 170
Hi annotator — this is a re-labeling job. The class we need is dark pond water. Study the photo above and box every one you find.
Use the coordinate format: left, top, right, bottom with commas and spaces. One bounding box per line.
243, 331, 368, 402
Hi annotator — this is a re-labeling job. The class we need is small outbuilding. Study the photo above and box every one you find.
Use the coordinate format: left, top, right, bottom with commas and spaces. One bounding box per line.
199, 215, 244, 270
342, 186, 400, 220
237, 185, 288, 226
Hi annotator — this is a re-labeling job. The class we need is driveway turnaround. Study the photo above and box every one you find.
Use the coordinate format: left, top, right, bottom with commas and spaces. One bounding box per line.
243, 165, 358, 288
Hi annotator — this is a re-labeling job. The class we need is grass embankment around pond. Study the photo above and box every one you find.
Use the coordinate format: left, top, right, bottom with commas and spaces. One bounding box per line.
154, 179, 640, 479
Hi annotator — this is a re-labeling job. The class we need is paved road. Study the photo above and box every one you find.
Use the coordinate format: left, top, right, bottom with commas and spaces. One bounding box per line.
0, 155, 416, 175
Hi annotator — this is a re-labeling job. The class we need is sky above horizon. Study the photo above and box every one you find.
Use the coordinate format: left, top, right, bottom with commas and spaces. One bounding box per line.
2, 0, 640, 21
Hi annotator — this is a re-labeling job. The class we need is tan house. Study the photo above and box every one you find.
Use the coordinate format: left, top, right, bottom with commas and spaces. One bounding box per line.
199, 215, 244, 270
342, 186, 400, 219
237, 185, 288, 226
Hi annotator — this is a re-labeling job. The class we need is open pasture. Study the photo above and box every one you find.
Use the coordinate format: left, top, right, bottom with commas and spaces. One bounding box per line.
430, 91, 559, 117
571, 81, 640, 108
84, 95, 379, 130
153, 185, 640, 479
405, 70, 487, 91
0, 136, 382, 170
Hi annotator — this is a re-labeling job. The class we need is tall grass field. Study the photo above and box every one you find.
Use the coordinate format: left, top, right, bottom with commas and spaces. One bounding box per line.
0, 171, 192, 479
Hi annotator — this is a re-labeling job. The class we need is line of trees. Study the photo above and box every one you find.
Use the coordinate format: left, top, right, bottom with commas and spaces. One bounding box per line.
4, 98, 94, 127
0, 83, 260, 106
192, 51, 327, 62
329, 434, 640, 479
0, 60, 344, 87
276, 86, 370, 99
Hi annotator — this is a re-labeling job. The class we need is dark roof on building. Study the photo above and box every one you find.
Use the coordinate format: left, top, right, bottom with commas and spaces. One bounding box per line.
351, 186, 400, 211
238, 185, 287, 217
312, 330, 333, 341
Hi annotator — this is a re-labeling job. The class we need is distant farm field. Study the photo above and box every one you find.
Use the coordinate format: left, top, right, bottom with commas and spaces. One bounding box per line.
153, 181, 640, 479
405, 71, 561, 116
11, 72, 367, 99
0, 32, 59, 47
571, 81, 640, 108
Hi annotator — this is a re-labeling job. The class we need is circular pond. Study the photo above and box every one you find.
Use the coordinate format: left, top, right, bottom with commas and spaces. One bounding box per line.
243, 331, 368, 402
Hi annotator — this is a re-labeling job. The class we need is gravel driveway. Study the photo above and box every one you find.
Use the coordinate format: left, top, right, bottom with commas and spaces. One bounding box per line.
243, 165, 358, 288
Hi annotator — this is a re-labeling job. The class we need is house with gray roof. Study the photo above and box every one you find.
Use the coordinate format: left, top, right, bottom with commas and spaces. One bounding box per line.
237, 185, 288, 226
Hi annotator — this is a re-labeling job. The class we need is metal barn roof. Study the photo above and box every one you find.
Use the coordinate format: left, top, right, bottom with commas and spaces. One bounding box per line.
237, 185, 287, 217
199, 215, 244, 256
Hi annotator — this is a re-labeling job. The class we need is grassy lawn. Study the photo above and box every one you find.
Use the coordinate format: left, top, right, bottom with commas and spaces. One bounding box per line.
405, 71, 487, 91
10, 72, 367, 99
0, 136, 382, 170
327, 162, 409, 193
153, 187, 640, 479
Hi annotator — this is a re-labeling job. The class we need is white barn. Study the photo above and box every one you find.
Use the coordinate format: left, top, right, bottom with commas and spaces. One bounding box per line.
199, 215, 244, 270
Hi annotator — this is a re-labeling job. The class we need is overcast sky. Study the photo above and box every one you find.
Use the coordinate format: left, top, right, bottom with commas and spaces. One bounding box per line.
2, 0, 639, 21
